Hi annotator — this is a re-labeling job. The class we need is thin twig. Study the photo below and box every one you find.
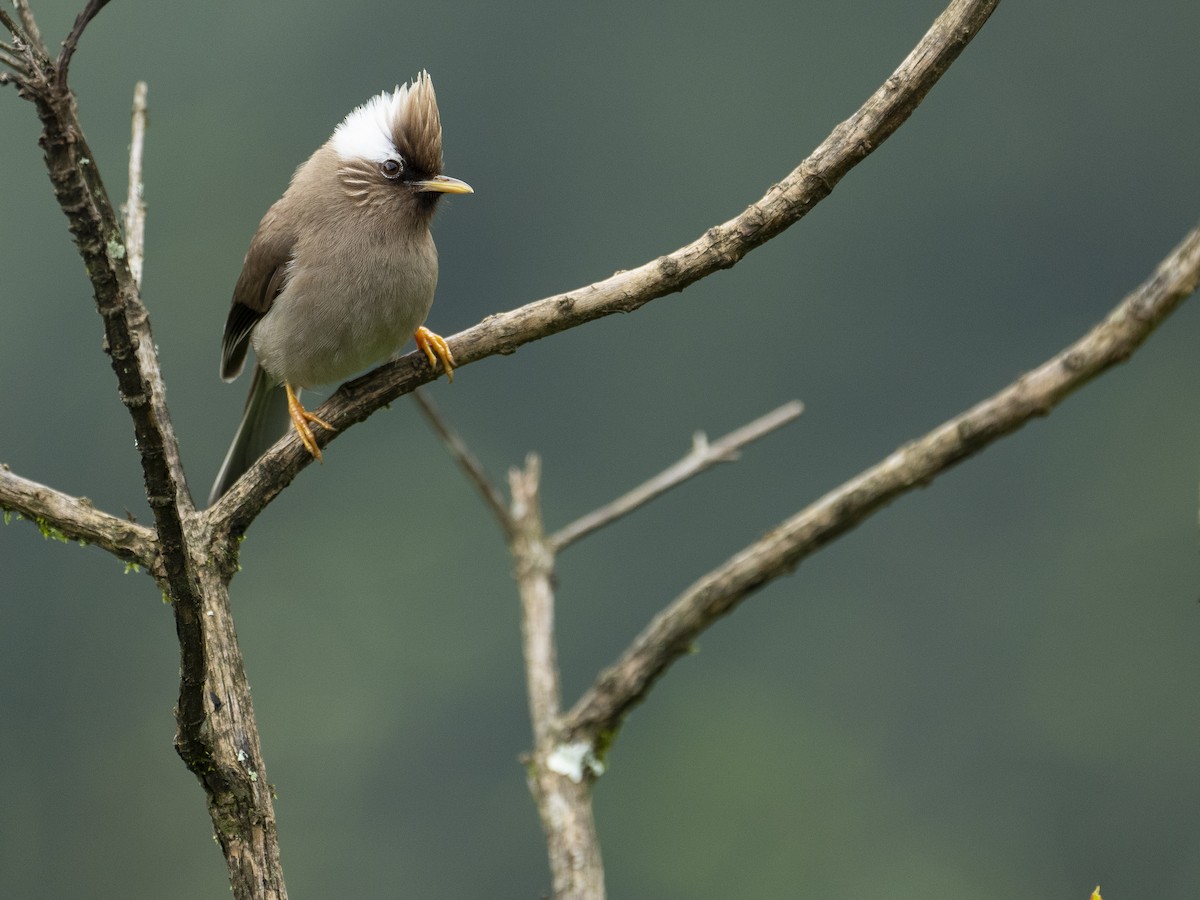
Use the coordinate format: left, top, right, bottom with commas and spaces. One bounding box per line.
0, 10, 23, 43
412, 389, 512, 536
0, 37, 25, 82
563, 223, 1200, 745
0, 47, 24, 77
123, 81, 148, 288
13, 0, 46, 55
58, 0, 110, 81
549, 401, 803, 551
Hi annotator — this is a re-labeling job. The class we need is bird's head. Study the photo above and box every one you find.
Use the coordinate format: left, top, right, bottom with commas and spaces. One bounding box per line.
330, 72, 472, 219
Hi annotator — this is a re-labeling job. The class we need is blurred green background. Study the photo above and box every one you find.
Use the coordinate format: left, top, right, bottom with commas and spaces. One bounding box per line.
2, 1, 1199, 897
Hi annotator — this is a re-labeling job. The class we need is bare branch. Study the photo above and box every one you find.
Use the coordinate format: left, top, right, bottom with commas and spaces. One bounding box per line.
9, 20, 191, 528
562, 223, 1200, 744
13, 0, 47, 55
0, 20, 29, 82
509, 457, 606, 899
491, 398, 804, 900
510, 457, 561, 738
0, 47, 24, 79
7, 7, 195, 556
413, 389, 512, 536
0, 466, 157, 567
424, 403, 804, 899
0, 10, 23, 42
5, 5, 284, 896
123, 81, 148, 288
58, 0, 109, 81
550, 401, 804, 551
211, 0, 1001, 537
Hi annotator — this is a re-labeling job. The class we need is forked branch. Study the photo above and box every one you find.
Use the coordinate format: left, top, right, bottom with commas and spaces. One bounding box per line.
1, 3, 285, 895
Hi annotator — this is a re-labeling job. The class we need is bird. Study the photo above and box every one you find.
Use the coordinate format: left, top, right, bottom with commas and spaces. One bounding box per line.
208, 72, 472, 506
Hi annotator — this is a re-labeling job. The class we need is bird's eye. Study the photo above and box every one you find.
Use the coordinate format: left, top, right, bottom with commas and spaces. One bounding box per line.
380, 158, 404, 179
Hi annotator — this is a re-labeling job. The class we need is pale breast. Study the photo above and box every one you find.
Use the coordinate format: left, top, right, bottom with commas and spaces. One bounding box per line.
251, 225, 439, 389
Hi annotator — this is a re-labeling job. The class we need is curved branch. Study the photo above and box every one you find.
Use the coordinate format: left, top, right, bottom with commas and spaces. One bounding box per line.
562, 223, 1200, 745
0, 466, 157, 567
210, 0, 1002, 536
58, 0, 109, 81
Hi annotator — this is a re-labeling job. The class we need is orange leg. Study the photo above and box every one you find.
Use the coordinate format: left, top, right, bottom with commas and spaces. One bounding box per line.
414, 326, 455, 383
285, 383, 336, 462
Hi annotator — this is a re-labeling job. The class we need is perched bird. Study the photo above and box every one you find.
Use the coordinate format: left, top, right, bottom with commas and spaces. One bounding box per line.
208, 72, 472, 506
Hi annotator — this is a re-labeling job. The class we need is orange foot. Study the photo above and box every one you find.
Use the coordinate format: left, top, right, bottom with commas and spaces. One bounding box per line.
285, 382, 336, 462
414, 326, 455, 383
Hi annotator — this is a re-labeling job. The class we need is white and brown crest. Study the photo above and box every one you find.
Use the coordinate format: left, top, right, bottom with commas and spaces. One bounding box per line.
330, 72, 444, 175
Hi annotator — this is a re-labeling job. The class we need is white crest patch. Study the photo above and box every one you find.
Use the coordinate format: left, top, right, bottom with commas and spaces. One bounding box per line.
330, 74, 424, 163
